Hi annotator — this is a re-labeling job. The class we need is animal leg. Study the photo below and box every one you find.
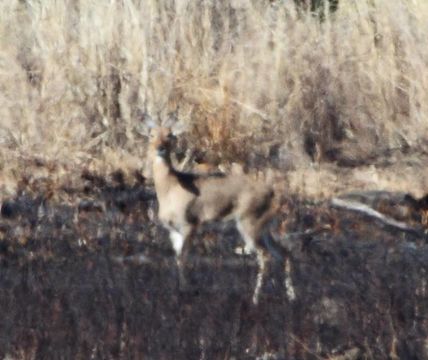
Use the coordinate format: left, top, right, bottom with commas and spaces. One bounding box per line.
170, 230, 185, 256
167, 230, 185, 289
237, 218, 269, 304
261, 232, 283, 261
170, 225, 193, 291
253, 249, 267, 305
236, 219, 257, 255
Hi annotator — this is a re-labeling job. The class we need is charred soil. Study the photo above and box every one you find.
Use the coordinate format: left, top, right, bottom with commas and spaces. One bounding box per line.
0, 171, 427, 359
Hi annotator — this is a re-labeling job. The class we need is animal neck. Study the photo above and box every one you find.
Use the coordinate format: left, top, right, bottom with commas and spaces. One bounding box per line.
152, 150, 177, 196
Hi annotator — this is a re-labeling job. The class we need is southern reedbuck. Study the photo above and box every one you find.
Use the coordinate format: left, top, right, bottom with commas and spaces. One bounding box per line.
149, 127, 277, 304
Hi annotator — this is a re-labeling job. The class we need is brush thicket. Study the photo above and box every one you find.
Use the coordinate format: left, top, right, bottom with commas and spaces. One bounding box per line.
0, 0, 427, 180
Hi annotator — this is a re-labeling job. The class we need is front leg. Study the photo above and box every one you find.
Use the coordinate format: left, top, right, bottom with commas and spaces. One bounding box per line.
169, 224, 194, 291
169, 230, 185, 256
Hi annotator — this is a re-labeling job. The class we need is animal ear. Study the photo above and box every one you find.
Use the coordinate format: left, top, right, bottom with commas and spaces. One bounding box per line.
162, 113, 175, 128
171, 121, 186, 136
161, 112, 186, 136
136, 113, 157, 138
146, 116, 157, 129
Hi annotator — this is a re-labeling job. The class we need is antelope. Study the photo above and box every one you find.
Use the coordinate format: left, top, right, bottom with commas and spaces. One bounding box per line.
149, 127, 278, 304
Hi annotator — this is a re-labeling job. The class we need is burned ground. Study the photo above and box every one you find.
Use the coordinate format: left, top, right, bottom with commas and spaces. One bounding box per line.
0, 172, 427, 359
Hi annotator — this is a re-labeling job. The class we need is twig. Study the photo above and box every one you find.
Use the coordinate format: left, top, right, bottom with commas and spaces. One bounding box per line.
331, 198, 421, 235
288, 333, 325, 360
229, 97, 270, 120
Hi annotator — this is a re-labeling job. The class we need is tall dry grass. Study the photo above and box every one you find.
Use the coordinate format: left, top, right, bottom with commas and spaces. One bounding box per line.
0, 0, 428, 185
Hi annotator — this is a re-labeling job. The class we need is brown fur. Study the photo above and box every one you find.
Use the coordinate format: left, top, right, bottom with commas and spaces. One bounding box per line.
149, 127, 277, 304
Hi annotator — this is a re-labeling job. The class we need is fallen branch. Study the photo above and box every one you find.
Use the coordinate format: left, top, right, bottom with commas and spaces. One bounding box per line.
331, 198, 422, 235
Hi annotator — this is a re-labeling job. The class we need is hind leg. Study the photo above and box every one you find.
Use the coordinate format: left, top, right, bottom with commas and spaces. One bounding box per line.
236, 217, 268, 304
253, 249, 268, 304
261, 231, 283, 261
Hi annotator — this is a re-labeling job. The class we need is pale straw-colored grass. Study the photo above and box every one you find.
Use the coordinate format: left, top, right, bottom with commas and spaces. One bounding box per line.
1, 0, 428, 197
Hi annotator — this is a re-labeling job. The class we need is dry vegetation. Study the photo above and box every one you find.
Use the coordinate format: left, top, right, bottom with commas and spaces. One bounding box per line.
2, 2, 428, 358
1, 0, 428, 197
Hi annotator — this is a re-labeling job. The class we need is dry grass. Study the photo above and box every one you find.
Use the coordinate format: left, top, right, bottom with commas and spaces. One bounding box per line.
1, 0, 428, 197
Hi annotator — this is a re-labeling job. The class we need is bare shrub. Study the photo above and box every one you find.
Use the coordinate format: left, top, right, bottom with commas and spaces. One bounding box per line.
0, 0, 427, 176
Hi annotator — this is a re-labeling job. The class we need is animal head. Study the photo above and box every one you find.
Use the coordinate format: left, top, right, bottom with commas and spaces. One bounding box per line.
149, 127, 176, 158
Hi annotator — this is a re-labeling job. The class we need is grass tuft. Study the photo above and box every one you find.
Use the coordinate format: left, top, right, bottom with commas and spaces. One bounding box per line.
1, 0, 428, 196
